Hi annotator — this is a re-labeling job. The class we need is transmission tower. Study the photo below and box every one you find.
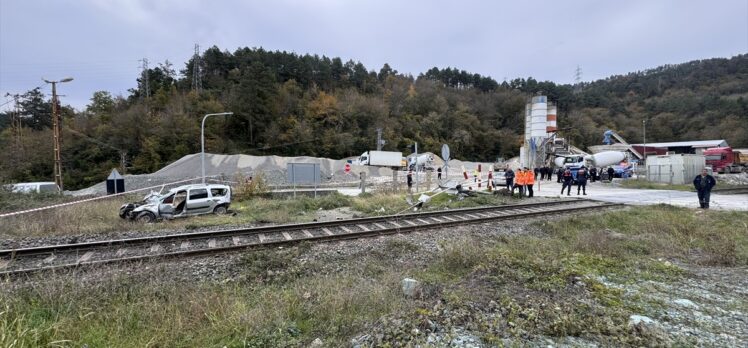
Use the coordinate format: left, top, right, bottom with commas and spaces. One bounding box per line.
192, 44, 202, 92
574, 65, 583, 93
139, 58, 150, 100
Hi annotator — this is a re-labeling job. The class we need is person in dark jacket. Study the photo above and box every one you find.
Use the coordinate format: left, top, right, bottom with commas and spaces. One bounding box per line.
693, 168, 716, 209
556, 167, 563, 183
607, 167, 615, 182
576, 166, 588, 195
437, 167, 442, 180
406, 171, 413, 192
504, 167, 515, 193
589, 167, 597, 182
561, 169, 573, 196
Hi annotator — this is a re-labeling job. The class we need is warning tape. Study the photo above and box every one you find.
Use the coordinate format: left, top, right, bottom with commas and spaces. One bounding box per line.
0, 176, 227, 219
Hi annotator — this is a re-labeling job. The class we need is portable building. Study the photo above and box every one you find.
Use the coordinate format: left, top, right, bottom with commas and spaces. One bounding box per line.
645, 154, 705, 185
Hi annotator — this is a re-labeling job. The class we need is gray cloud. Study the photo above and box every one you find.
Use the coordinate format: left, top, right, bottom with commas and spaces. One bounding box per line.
1, 0, 746, 110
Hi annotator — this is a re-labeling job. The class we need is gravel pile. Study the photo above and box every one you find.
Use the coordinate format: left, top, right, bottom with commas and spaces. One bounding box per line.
71, 152, 505, 196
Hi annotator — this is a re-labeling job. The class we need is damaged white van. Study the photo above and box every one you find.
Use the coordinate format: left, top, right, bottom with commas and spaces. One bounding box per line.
119, 184, 231, 223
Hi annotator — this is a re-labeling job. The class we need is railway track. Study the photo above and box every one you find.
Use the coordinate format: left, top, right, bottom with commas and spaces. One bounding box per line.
0, 199, 621, 277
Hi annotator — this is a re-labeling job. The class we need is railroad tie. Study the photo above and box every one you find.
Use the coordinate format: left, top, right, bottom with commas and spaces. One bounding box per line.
416, 218, 431, 225
150, 244, 162, 253
302, 229, 314, 238
429, 217, 444, 223
208, 239, 217, 248
340, 226, 353, 234
115, 249, 127, 257
0, 259, 8, 270
258, 234, 267, 243
440, 216, 457, 222
77, 251, 94, 264
464, 214, 480, 219
356, 224, 370, 232
476, 213, 492, 218
282, 232, 293, 241
232, 237, 242, 246
43, 254, 57, 264
322, 228, 335, 236
403, 220, 418, 226
390, 221, 403, 227
373, 223, 387, 230
180, 241, 191, 250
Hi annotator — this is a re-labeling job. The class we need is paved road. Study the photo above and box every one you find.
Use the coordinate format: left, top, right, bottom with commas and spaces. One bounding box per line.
530, 180, 748, 211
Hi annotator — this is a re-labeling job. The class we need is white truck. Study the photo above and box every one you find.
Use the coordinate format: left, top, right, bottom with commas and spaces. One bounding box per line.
408, 154, 435, 170
355, 151, 404, 167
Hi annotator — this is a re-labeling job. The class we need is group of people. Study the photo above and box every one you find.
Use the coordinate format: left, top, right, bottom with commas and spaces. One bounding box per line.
504, 167, 535, 198
560, 166, 589, 196
532, 166, 555, 181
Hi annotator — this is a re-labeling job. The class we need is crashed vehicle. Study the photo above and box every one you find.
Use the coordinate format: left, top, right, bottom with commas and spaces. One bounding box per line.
119, 184, 231, 223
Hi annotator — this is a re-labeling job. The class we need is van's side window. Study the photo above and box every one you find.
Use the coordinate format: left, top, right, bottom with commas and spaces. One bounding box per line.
210, 188, 227, 197
189, 189, 208, 200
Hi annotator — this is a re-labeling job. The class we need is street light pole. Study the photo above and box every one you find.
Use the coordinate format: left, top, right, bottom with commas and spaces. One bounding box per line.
642, 119, 647, 162
43, 77, 73, 193
201, 112, 233, 183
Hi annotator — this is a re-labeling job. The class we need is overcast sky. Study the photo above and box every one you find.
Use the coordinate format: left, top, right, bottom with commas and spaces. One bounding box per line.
1, 0, 746, 111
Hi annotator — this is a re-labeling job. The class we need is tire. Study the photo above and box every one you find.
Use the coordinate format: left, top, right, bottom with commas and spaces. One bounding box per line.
213, 205, 228, 215
136, 211, 156, 223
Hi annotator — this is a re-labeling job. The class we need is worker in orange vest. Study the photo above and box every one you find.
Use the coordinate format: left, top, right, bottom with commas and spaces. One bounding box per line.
515, 168, 526, 198
525, 167, 535, 197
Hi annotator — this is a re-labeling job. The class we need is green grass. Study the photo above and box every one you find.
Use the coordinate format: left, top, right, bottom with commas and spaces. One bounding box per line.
2, 205, 745, 346
618, 179, 694, 191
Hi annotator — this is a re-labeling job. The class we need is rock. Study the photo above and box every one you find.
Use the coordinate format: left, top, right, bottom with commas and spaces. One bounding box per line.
401, 278, 421, 298
309, 338, 323, 347
629, 314, 655, 326
674, 298, 699, 309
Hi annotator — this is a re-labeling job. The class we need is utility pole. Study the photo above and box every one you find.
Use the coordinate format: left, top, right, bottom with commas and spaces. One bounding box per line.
643, 119, 647, 162
140, 58, 150, 100
192, 44, 202, 92
43, 77, 73, 193
376, 128, 384, 151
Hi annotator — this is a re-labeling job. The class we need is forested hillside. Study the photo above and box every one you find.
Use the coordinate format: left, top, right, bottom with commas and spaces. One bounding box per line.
1, 47, 746, 189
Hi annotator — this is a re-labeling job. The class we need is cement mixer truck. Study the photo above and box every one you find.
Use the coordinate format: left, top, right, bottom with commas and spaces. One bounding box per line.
553, 151, 625, 169
554, 151, 628, 181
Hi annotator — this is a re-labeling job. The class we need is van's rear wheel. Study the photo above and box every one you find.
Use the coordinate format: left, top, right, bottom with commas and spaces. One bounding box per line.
136, 211, 156, 223
213, 205, 228, 215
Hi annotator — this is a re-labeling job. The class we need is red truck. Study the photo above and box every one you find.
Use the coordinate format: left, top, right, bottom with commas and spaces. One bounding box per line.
704, 147, 747, 173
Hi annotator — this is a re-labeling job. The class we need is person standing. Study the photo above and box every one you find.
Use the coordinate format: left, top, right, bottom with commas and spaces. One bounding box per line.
556, 167, 563, 183
576, 166, 588, 195
693, 168, 716, 209
504, 167, 515, 193
546, 166, 552, 181
515, 168, 526, 198
607, 167, 615, 182
525, 167, 535, 197
561, 169, 573, 196
589, 167, 597, 183
437, 167, 442, 180
406, 171, 413, 192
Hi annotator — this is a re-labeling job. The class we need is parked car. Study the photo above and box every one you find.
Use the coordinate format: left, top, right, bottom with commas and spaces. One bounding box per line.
120, 184, 231, 223
9, 182, 59, 194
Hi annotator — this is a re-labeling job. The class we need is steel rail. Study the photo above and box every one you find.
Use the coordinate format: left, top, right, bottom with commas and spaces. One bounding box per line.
0, 201, 623, 277
0, 199, 585, 257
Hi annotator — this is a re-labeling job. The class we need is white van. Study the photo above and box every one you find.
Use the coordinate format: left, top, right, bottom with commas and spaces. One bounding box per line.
11, 182, 59, 194
120, 184, 232, 222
